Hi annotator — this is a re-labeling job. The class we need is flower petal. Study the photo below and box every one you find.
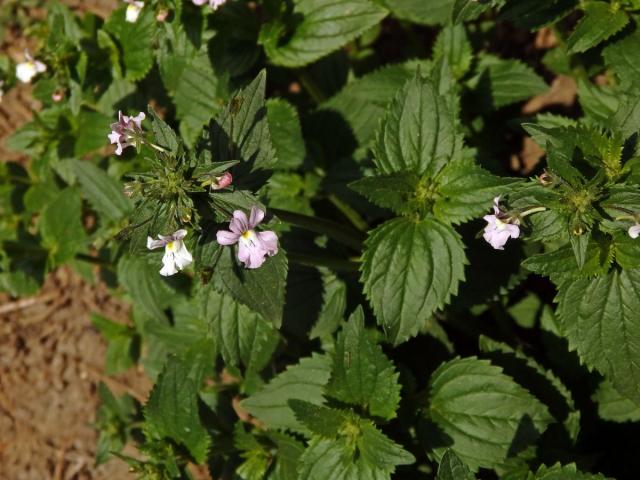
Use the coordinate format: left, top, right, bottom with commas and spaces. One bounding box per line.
231, 210, 249, 234
629, 224, 640, 239
217, 230, 240, 245
173, 229, 188, 240
257, 230, 278, 255
249, 206, 265, 229
147, 236, 166, 250
173, 241, 193, 270
160, 252, 178, 276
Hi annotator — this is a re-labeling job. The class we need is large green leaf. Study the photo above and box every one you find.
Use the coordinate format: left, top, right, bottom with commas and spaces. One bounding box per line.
201, 288, 279, 374
361, 217, 466, 345
327, 307, 401, 420
144, 353, 211, 463
603, 30, 640, 88
212, 244, 288, 327
556, 269, 640, 403
425, 357, 552, 471
349, 172, 421, 216
566, 2, 628, 54
373, 72, 460, 177
380, 0, 454, 25
434, 158, 519, 225
241, 354, 332, 433
260, 0, 388, 67
73, 160, 132, 223
207, 70, 276, 170
39, 189, 86, 266
593, 379, 640, 423
266, 98, 305, 170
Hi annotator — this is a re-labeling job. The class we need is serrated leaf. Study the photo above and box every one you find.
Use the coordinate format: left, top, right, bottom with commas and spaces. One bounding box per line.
207, 70, 276, 170
267, 431, 305, 480
73, 160, 132, 223
74, 110, 113, 157
148, 107, 179, 155
289, 400, 348, 437
297, 416, 414, 480
452, 0, 503, 23
433, 24, 472, 79
556, 269, 640, 403
201, 287, 279, 374
499, 0, 576, 30
471, 55, 547, 109
321, 60, 430, 146
425, 357, 553, 471
327, 307, 401, 419
603, 30, 640, 87
522, 242, 611, 283
577, 79, 619, 124
309, 271, 348, 339
212, 244, 288, 327
566, 2, 628, 54
260, 0, 388, 68
241, 354, 332, 433
526, 463, 609, 479
104, 6, 156, 81
373, 72, 460, 177
361, 217, 466, 345
434, 158, 519, 224
349, 172, 420, 216
40, 189, 86, 266
266, 98, 305, 170
436, 449, 475, 480
144, 354, 211, 463
381, 0, 454, 26
593, 379, 640, 423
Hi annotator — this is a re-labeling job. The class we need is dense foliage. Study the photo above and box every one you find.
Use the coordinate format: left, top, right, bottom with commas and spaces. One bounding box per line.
4, 0, 640, 478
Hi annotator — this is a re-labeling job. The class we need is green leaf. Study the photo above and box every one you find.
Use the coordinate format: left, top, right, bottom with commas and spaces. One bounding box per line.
434, 158, 519, 225
260, 0, 388, 67
40, 189, 86, 266
327, 307, 401, 419
103, 6, 156, 81
381, 0, 454, 26
471, 55, 547, 110
201, 287, 279, 374
577, 79, 619, 124
373, 72, 460, 177
92, 314, 137, 374
266, 98, 305, 170
349, 172, 420, 216
566, 2, 628, 54
603, 30, 640, 87
321, 60, 430, 146
73, 160, 132, 223
593, 379, 640, 423
522, 242, 611, 283
297, 416, 414, 480
148, 107, 179, 155
361, 217, 466, 345
425, 357, 553, 471
74, 110, 113, 157
499, 0, 576, 30
268, 431, 305, 480
436, 449, 476, 480
207, 70, 276, 170
433, 24, 472, 79
241, 354, 332, 433
526, 463, 609, 479
289, 400, 348, 437
556, 269, 640, 403
309, 271, 348, 339
212, 244, 288, 327
452, 0, 503, 23
144, 355, 211, 463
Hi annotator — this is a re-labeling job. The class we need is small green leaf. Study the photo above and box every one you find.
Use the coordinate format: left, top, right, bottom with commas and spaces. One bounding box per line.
148, 107, 179, 155
452, 0, 503, 23
436, 449, 475, 480
526, 463, 609, 479
92, 314, 137, 374
566, 2, 628, 54
212, 244, 288, 327
381, 0, 454, 26
327, 307, 401, 419
267, 98, 305, 170
593, 379, 640, 423
361, 217, 466, 345
603, 30, 640, 87
309, 271, 348, 339
241, 354, 332, 433
425, 357, 553, 471
260, 0, 388, 67
373, 72, 461, 177
433, 24, 472, 79
40, 189, 86, 266
556, 269, 640, 404
289, 400, 348, 437
349, 172, 421, 216
73, 160, 132, 223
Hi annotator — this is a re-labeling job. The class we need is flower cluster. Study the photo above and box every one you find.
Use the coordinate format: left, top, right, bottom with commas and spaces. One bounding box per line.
147, 230, 193, 276
108, 111, 146, 156
16, 52, 46, 84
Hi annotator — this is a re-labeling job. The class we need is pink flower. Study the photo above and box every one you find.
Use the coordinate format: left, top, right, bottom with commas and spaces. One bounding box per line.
211, 171, 233, 190
629, 224, 640, 239
216, 206, 278, 269
108, 111, 145, 156
192, 0, 227, 9
483, 197, 520, 250
147, 229, 193, 276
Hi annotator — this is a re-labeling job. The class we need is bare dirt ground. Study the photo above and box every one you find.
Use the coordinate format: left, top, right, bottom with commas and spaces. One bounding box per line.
0, 1, 155, 479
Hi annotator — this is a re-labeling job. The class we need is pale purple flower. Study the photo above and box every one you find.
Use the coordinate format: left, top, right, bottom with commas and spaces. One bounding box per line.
124, 0, 144, 22
147, 229, 193, 276
108, 111, 145, 156
629, 224, 640, 239
192, 0, 227, 9
216, 206, 278, 269
483, 197, 520, 250
16, 51, 46, 84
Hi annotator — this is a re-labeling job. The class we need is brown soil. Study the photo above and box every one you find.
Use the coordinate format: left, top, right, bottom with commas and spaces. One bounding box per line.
0, 2, 151, 479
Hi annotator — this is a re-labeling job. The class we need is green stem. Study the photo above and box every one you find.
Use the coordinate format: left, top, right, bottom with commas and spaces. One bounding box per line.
271, 208, 365, 251
520, 206, 547, 218
327, 193, 369, 232
287, 252, 360, 273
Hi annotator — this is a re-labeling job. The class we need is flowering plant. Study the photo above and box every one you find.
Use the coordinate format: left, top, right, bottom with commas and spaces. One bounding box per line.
4, 0, 640, 478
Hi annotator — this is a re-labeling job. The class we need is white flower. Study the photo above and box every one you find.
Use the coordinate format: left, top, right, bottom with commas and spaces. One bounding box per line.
125, 0, 145, 22
629, 224, 640, 239
483, 197, 520, 250
147, 229, 193, 276
192, 0, 227, 9
16, 52, 46, 84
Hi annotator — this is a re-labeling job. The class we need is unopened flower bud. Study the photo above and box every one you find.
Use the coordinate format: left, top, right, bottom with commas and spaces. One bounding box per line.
211, 171, 233, 190
538, 171, 554, 186
156, 9, 169, 21
52, 89, 64, 102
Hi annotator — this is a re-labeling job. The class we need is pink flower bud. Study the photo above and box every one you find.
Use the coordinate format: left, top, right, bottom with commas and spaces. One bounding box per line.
211, 171, 233, 190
